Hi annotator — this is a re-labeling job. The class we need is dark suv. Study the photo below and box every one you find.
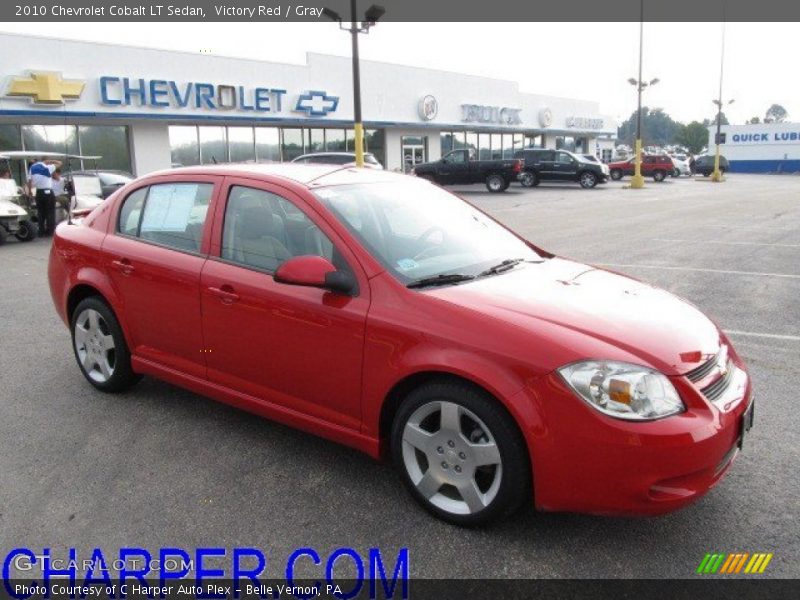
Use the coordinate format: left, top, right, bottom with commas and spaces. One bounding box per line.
513, 149, 609, 189
692, 154, 729, 176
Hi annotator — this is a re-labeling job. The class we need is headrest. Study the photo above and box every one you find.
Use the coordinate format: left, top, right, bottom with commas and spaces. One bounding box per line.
239, 205, 275, 239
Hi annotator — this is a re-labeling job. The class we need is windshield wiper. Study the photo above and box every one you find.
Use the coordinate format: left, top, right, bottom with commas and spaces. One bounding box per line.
407, 273, 476, 289
478, 258, 526, 277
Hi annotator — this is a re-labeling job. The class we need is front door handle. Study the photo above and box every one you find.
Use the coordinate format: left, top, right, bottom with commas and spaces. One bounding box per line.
111, 258, 134, 275
208, 285, 240, 304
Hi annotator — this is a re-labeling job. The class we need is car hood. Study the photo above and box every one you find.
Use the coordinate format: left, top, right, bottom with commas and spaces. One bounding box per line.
426, 258, 721, 375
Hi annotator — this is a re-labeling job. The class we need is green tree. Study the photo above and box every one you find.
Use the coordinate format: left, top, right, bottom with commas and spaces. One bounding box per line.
748, 116, 761, 124
617, 107, 683, 147
764, 104, 788, 123
675, 121, 709, 154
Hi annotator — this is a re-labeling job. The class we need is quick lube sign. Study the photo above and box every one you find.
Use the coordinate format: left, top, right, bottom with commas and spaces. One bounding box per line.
99, 76, 339, 116
731, 130, 800, 143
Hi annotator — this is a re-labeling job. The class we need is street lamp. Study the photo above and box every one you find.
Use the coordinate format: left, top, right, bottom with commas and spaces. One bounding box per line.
627, 0, 658, 190
323, 1, 385, 167
711, 16, 729, 182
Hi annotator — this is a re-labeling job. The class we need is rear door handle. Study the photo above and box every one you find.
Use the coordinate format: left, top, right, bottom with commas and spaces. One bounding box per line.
111, 258, 134, 275
208, 285, 240, 304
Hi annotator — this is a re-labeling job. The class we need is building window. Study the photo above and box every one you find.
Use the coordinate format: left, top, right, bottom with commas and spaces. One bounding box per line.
365, 129, 385, 167
555, 136, 576, 152
326, 129, 347, 152
307, 128, 325, 153
228, 127, 255, 163
440, 132, 454, 155
255, 127, 280, 162
465, 132, 478, 157
525, 134, 543, 148
282, 128, 304, 161
0, 124, 20, 152
22, 125, 79, 157
198, 126, 227, 164
478, 133, 491, 160
169, 126, 200, 166
502, 133, 514, 159
78, 126, 132, 173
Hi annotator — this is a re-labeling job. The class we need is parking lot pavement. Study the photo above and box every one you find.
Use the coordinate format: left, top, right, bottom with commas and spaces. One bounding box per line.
0, 173, 798, 579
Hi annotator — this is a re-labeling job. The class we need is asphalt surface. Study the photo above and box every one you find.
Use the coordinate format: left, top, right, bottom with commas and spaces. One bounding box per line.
0, 173, 798, 579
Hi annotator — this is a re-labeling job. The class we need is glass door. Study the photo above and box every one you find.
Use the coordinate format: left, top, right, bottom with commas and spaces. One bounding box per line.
401, 136, 427, 173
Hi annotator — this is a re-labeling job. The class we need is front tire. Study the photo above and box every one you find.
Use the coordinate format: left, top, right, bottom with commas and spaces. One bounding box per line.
519, 171, 538, 187
391, 380, 530, 526
71, 297, 141, 393
610, 169, 623, 180
485, 174, 506, 193
579, 171, 598, 189
653, 169, 666, 182
15, 219, 38, 242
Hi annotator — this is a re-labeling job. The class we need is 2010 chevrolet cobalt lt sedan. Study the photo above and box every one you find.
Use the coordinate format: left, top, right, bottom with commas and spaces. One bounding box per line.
48, 164, 754, 525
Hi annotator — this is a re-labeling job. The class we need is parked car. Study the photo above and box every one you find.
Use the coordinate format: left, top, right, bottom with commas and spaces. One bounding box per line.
413, 149, 522, 192
608, 154, 674, 182
670, 156, 692, 177
291, 152, 384, 170
49, 163, 754, 525
72, 170, 133, 198
514, 149, 609, 189
692, 154, 729, 176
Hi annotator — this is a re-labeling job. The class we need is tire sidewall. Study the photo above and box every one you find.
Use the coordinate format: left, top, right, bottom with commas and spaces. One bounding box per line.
520, 171, 537, 187
579, 172, 597, 188
70, 296, 139, 393
610, 169, 622, 180
391, 380, 531, 526
653, 170, 666, 182
15, 220, 38, 241
486, 174, 505, 193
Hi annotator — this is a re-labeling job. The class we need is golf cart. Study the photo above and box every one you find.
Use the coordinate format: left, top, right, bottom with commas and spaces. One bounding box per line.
0, 173, 37, 244
0, 151, 106, 239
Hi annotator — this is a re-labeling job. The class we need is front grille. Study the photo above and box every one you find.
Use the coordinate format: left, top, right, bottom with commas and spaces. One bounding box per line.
686, 346, 726, 383
701, 359, 736, 401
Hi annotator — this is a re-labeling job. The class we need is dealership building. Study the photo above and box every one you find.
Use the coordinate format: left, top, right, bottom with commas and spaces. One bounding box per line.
0, 32, 617, 176
709, 122, 800, 173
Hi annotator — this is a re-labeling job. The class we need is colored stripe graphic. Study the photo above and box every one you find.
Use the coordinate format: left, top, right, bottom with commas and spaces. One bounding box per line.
699, 552, 773, 574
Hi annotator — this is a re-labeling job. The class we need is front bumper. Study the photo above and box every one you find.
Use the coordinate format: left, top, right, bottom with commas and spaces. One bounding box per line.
521, 367, 752, 516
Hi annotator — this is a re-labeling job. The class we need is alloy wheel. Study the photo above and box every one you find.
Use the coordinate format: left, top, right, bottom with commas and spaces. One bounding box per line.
401, 400, 503, 515
73, 308, 116, 383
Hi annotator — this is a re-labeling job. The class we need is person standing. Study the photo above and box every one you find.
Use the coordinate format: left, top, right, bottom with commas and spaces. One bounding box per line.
28, 157, 62, 236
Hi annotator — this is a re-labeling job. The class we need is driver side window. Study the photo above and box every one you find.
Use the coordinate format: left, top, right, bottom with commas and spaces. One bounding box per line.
556, 152, 574, 164
444, 151, 466, 165
221, 186, 343, 273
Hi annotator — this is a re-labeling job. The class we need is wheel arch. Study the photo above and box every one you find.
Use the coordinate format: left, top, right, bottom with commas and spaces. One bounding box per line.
378, 370, 533, 465
65, 269, 131, 344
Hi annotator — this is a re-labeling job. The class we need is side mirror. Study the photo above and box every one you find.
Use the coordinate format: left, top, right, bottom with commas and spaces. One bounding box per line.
274, 255, 357, 295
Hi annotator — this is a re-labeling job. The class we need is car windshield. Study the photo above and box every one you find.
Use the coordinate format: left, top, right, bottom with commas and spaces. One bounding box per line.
314, 179, 541, 285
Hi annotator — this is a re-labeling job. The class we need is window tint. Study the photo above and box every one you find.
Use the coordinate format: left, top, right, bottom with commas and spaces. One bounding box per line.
137, 183, 212, 252
221, 185, 340, 273
556, 152, 573, 164
444, 151, 466, 164
118, 187, 147, 236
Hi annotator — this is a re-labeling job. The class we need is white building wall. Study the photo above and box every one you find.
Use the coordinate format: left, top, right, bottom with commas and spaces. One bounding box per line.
129, 122, 171, 176
708, 123, 800, 172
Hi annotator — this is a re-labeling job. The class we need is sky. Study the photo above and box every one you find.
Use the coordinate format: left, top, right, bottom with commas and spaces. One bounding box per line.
1, 21, 797, 126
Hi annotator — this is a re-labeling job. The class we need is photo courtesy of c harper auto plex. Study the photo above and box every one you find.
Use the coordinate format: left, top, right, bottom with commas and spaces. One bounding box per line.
0, 1, 798, 598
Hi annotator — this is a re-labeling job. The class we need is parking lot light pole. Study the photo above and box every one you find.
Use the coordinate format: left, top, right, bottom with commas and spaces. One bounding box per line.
711, 16, 730, 183
323, 1, 385, 168
628, 0, 657, 190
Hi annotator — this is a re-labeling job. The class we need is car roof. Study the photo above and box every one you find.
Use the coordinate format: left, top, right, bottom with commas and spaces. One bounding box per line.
145, 163, 405, 188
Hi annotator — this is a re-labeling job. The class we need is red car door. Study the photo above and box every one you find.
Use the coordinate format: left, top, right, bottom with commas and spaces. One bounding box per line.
199, 177, 369, 430
103, 175, 221, 379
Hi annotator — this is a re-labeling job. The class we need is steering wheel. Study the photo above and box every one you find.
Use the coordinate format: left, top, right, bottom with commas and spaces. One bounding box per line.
412, 226, 446, 261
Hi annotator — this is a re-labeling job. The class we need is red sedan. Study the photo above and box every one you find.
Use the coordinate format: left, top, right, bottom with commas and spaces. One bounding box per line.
48, 164, 754, 525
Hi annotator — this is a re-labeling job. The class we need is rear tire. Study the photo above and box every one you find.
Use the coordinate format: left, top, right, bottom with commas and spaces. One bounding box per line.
653, 170, 666, 182
15, 219, 38, 242
391, 380, 531, 526
610, 169, 623, 180
485, 174, 506, 193
0, 227, 7, 245
71, 297, 141, 393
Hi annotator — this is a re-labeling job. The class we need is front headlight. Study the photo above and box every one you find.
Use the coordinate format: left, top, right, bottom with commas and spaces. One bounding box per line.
558, 360, 684, 420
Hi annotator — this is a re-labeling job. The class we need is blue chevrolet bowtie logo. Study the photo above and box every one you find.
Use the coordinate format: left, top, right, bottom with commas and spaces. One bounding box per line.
295, 90, 339, 116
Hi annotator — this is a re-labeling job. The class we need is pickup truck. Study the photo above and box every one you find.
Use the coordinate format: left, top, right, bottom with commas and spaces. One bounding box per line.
413, 149, 522, 192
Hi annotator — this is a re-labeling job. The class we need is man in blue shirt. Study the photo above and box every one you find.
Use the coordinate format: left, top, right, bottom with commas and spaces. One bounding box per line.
27, 157, 62, 236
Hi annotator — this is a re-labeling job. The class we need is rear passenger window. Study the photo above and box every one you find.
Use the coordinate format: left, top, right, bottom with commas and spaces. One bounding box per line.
221, 185, 342, 273
120, 182, 212, 253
